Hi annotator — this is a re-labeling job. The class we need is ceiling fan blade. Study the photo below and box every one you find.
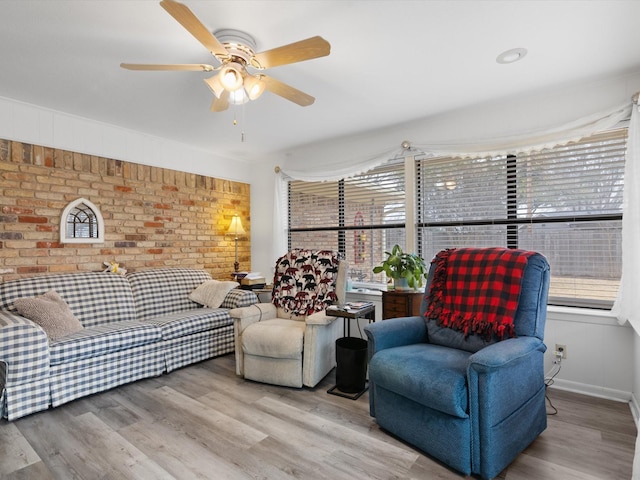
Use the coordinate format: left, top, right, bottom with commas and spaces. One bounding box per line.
160, 0, 228, 60
251, 36, 330, 69
262, 75, 315, 107
120, 63, 215, 72
210, 90, 230, 112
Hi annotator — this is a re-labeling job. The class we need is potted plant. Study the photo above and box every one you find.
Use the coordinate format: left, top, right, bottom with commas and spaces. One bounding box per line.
373, 244, 428, 290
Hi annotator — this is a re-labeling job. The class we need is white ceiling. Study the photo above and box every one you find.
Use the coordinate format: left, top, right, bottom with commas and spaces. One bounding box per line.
2, 1, 640, 163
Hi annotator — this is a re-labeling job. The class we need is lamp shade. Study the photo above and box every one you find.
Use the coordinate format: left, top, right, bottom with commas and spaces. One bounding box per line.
227, 214, 246, 236
204, 74, 225, 98
244, 74, 266, 100
219, 62, 244, 91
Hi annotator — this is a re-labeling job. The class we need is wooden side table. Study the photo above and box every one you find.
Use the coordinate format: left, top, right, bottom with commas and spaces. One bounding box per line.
382, 290, 423, 319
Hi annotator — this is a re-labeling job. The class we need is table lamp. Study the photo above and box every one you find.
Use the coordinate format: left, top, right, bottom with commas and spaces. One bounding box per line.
227, 214, 246, 273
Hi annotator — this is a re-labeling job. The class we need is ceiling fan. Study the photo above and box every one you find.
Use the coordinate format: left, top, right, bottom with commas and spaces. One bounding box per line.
121, 0, 331, 112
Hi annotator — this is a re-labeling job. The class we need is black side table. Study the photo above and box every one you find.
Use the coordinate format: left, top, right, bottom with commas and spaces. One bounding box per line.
326, 303, 375, 400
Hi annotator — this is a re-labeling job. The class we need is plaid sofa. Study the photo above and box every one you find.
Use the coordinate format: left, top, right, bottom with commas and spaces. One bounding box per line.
0, 268, 257, 421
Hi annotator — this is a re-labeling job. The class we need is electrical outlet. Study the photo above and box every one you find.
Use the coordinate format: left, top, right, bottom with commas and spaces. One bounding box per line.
555, 344, 567, 359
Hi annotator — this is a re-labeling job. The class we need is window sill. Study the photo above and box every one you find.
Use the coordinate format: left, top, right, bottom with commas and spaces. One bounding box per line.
348, 283, 625, 327
546, 304, 624, 326
350, 281, 386, 295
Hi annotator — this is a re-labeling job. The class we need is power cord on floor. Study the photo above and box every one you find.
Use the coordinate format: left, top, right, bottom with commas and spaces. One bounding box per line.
544, 353, 562, 415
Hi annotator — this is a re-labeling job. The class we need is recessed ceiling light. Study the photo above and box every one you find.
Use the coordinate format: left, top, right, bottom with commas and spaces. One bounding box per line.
496, 47, 528, 64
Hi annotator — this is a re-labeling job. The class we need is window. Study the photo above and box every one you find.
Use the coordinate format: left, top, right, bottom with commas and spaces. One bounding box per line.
60, 198, 105, 244
288, 160, 405, 284
416, 128, 627, 308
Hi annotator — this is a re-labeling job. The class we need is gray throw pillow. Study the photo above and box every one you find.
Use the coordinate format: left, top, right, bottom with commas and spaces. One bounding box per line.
14, 290, 84, 341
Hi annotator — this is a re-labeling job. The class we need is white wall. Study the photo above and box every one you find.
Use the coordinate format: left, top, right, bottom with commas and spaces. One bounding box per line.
248, 158, 280, 279
545, 307, 634, 402
0, 96, 253, 183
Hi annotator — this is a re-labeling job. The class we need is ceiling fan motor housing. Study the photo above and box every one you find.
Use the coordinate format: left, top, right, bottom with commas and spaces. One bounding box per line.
213, 29, 257, 67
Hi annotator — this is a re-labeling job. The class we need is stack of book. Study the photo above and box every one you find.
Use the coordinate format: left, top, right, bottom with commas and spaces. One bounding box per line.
239, 272, 266, 290
327, 301, 374, 312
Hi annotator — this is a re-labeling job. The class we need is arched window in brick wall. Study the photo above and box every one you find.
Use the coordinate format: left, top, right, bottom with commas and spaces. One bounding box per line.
60, 198, 104, 244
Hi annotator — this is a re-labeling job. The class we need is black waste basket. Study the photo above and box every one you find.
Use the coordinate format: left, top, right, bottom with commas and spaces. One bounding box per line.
335, 336, 368, 393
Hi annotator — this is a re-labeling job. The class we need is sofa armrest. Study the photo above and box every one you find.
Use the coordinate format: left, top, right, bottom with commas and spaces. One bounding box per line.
0, 310, 51, 386
364, 316, 427, 358
306, 311, 339, 326
221, 289, 259, 309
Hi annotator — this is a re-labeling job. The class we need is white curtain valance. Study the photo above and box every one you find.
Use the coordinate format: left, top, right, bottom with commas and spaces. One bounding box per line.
277, 146, 402, 182
278, 101, 632, 183
413, 101, 632, 160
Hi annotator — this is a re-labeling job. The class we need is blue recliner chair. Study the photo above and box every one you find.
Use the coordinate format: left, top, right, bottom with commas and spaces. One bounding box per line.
365, 248, 550, 479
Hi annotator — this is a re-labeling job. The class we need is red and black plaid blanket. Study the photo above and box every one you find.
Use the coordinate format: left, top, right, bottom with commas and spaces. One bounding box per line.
425, 247, 534, 340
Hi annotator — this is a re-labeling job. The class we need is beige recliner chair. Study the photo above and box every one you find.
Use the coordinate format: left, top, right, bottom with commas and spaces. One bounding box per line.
230, 249, 347, 388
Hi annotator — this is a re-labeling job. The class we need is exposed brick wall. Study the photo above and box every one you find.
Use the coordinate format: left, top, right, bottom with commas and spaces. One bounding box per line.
0, 139, 251, 282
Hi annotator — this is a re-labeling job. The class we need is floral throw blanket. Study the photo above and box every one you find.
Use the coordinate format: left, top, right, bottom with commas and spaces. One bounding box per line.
425, 247, 534, 340
272, 249, 341, 316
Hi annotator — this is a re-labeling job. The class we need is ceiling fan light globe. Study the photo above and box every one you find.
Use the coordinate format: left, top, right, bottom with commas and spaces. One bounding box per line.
204, 74, 225, 97
248, 84, 265, 100
219, 63, 244, 91
229, 88, 249, 105
244, 75, 266, 100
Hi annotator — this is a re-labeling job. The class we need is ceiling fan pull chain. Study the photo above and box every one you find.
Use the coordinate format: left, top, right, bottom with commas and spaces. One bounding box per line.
241, 103, 246, 143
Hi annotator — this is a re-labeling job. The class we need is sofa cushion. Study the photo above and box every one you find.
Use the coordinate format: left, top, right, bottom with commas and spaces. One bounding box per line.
127, 268, 212, 321
370, 343, 471, 418
189, 280, 238, 308
141, 308, 232, 340
49, 320, 161, 365
0, 272, 137, 328
13, 290, 84, 341
426, 319, 498, 354
242, 319, 305, 359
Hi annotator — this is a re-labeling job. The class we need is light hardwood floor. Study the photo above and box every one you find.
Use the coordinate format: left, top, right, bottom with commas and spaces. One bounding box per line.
0, 354, 636, 479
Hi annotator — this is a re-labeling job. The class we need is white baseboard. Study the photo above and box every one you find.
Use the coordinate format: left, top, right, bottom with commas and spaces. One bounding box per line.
631, 393, 640, 428
547, 378, 632, 403
631, 393, 640, 480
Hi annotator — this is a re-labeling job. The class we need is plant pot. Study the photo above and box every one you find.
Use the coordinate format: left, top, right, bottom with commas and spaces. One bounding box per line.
394, 277, 411, 290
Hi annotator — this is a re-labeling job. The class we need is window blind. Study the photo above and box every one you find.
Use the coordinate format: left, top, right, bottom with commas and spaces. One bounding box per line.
288, 160, 405, 283
416, 128, 627, 308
